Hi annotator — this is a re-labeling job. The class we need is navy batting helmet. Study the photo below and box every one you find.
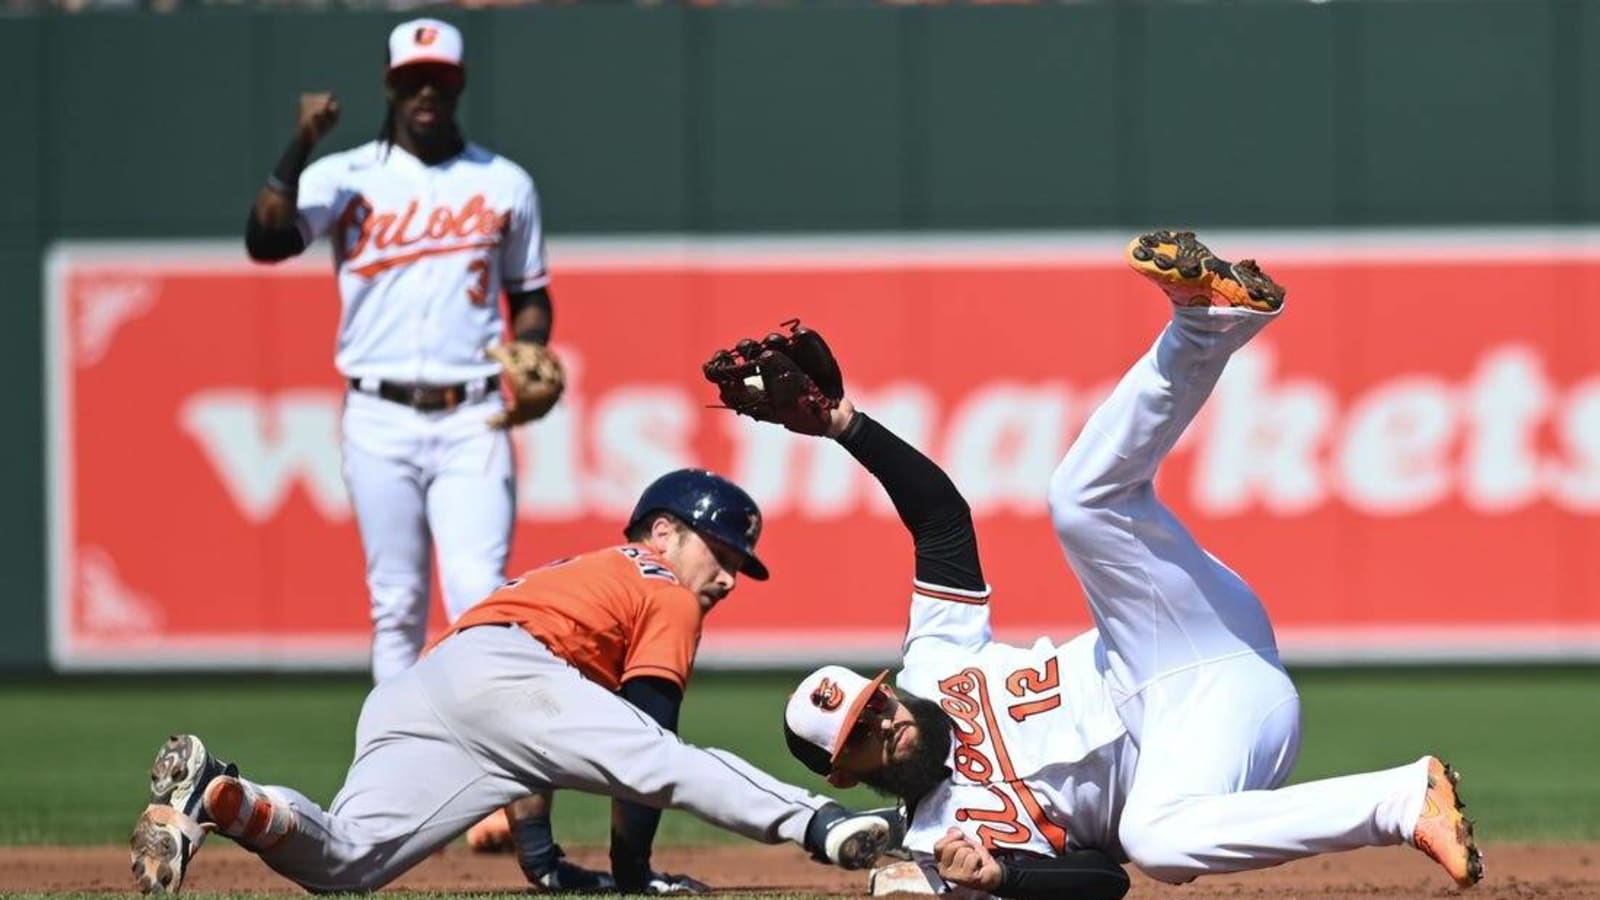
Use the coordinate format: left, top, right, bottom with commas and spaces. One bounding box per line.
626, 469, 769, 581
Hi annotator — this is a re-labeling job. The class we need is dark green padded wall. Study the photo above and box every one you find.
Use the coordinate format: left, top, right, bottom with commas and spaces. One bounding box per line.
3, 17, 45, 669
5, 0, 1593, 668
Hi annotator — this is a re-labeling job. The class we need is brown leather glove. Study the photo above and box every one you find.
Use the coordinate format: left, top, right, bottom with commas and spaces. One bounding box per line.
486, 341, 565, 429
702, 319, 844, 436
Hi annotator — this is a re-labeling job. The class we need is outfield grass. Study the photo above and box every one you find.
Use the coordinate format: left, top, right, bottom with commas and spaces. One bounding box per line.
2, 667, 1596, 847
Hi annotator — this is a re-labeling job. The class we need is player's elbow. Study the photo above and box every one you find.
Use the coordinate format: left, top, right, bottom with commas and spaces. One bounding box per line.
244, 231, 300, 263
1047, 459, 1104, 539
245, 240, 281, 263
1099, 866, 1133, 900
244, 212, 306, 263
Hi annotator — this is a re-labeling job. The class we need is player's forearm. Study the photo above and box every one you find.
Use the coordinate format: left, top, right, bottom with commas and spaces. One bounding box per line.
255, 133, 315, 228
992, 850, 1131, 900
834, 411, 986, 592
244, 201, 305, 262
507, 287, 553, 344
251, 187, 298, 231
245, 134, 315, 261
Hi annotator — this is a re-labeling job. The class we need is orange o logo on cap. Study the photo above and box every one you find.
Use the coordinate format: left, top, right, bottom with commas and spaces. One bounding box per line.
415, 26, 438, 46
811, 678, 843, 711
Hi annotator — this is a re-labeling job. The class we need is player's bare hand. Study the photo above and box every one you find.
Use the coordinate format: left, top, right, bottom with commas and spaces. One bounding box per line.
933, 827, 1003, 891
296, 92, 340, 144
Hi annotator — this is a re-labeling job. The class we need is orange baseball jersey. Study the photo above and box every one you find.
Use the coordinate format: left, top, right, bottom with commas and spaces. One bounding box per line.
437, 544, 704, 691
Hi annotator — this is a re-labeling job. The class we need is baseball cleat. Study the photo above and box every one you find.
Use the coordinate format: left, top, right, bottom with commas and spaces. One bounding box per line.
1126, 230, 1286, 312
148, 734, 234, 815
806, 805, 893, 870
130, 734, 236, 894
528, 846, 619, 893
863, 803, 911, 860
131, 806, 208, 895
1412, 757, 1483, 888
466, 807, 514, 853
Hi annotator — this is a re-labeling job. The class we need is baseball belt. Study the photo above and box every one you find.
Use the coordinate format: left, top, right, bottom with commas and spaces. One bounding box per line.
349, 375, 500, 412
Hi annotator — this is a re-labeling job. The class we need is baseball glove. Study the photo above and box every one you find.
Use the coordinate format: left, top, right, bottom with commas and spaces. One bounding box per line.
486, 341, 566, 429
702, 319, 844, 436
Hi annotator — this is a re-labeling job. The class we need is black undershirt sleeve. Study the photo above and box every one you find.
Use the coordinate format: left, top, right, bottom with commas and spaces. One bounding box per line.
993, 849, 1131, 900
506, 286, 553, 345
244, 210, 307, 262
245, 135, 315, 263
834, 411, 985, 592
609, 676, 684, 892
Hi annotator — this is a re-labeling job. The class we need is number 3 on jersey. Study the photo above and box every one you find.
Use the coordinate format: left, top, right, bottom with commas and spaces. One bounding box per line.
466, 257, 490, 305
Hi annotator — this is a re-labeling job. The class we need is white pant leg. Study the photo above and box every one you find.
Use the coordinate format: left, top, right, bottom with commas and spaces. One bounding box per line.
1047, 307, 1434, 881
342, 393, 433, 683
1048, 305, 1282, 725
1121, 739, 1429, 883
426, 399, 515, 623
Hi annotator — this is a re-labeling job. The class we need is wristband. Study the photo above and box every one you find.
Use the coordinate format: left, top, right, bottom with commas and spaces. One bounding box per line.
266, 135, 314, 196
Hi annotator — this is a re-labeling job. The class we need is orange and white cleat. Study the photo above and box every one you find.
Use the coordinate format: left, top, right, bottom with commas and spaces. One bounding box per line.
1412, 757, 1484, 888
1125, 230, 1286, 313
466, 807, 514, 853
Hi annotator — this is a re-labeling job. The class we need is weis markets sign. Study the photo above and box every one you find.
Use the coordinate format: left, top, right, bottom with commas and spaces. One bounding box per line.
46, 234, 1600, 669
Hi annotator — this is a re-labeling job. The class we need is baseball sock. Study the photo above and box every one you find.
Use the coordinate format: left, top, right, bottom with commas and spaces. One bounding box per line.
202, 775, 297, 850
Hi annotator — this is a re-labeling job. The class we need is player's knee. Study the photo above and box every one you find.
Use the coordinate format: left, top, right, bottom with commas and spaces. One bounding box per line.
301, 845, 413, 895
343, 871, 389, 894
1047, 459, 1111, 542
302, 865, 388, 894
367, 581, 428, 626
602, 741, 693, 805
441, 572, 502, 621
1118, 811, 1201, 885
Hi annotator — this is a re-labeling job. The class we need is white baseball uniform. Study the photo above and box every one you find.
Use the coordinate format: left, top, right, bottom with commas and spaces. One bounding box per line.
296, 139, 548, 681
896, 304, 1434, 888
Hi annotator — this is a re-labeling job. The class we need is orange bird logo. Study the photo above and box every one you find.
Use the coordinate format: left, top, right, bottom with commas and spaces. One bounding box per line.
811, 678, 844, 711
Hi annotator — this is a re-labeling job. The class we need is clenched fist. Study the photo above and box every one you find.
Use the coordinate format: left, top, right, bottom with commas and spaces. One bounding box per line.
297, 92, 340, 144
932, 827, 1003, 892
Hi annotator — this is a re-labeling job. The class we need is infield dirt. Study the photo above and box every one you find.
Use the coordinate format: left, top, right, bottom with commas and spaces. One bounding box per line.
5, 841, 1597, 898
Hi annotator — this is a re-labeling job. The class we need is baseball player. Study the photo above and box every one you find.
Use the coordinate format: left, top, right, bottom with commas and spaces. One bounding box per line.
704, 232, 1483, 900
243, 18, 583, 886
129, 469, 896, 895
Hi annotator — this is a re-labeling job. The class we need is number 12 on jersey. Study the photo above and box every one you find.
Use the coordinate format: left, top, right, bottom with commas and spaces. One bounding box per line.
1004, 657, 1062, 722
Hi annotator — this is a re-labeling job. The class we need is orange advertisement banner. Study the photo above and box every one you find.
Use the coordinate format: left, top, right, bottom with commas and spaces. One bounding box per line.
46, 235, 1600, 670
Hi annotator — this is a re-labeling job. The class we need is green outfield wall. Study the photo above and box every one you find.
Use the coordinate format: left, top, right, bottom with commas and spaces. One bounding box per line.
4, 0, 1597, 669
